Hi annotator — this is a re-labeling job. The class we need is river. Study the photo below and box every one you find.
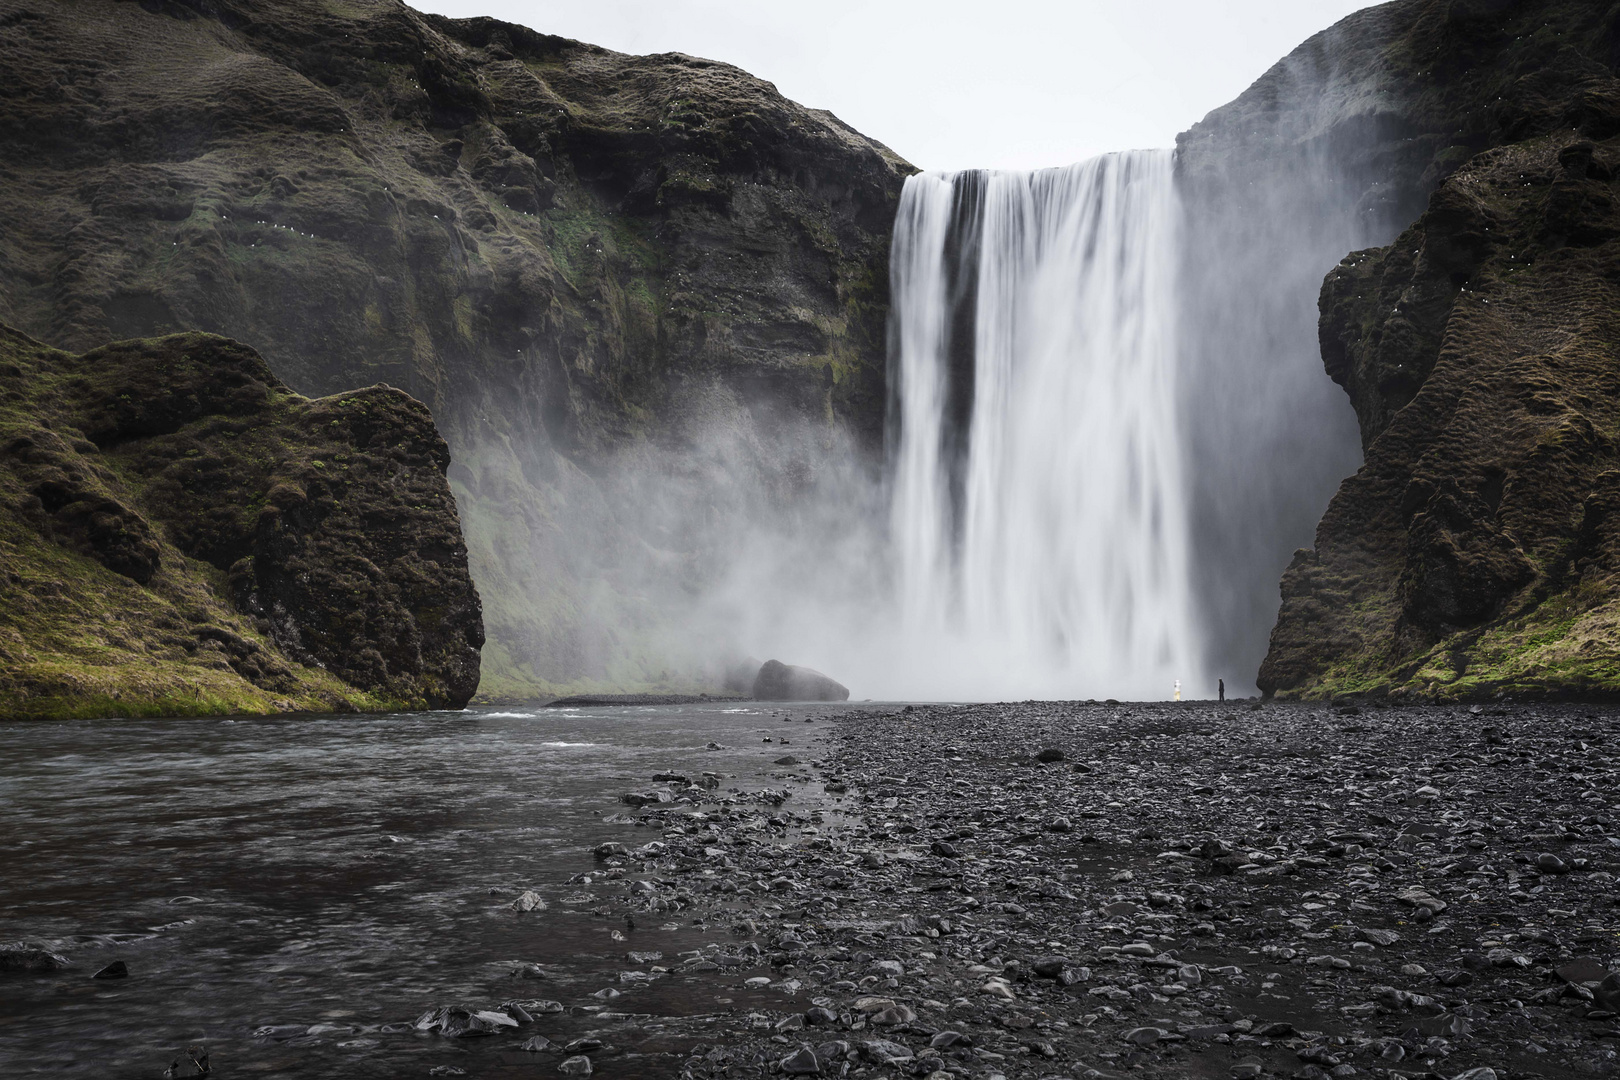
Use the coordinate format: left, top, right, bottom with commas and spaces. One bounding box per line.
0, 702, 872, 1077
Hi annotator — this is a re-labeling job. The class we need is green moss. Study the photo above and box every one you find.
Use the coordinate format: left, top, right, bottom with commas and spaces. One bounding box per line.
0, 325, 476, 719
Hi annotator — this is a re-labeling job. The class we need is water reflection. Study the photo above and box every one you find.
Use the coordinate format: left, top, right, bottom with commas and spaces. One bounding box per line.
0, 703, 862, 1076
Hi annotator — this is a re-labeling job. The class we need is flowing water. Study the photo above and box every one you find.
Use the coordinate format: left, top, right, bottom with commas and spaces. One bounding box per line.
0, 704, 865, 1077
889, 150, 1201, 700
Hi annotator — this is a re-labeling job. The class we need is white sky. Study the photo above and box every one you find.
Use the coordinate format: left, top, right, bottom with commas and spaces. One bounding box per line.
412, 0, 1376, 171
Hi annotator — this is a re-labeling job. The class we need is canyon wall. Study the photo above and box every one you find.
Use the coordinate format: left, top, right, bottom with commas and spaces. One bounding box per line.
1177, 0, 1620, 698
0, 0, 910, 698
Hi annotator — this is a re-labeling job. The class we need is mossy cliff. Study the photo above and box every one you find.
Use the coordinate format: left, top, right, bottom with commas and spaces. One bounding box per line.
0, 0, 910, 699
0, 325, 483, 718
1250, 1, 1620, 700
1174, 0, 1620, 691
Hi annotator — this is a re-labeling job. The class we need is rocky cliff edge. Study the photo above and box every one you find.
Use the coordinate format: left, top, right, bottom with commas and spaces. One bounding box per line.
1258, 1, 1620, 700
0, 325, 483, 718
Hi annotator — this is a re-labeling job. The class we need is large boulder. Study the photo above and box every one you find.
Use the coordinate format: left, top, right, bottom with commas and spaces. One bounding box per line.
0, 326, 484, 718
752, 660, 849, 702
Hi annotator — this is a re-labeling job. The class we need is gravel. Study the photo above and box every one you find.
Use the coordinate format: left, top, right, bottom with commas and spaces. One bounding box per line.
352, 702, 1620, 1077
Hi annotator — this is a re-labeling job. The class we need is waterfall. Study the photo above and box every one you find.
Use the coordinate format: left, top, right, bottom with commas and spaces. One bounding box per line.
889, 150, 1202, 700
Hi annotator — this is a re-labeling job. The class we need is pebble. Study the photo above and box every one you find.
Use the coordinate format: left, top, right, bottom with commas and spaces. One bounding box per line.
510, 890, 547, 913
396, 701, 1620, 1080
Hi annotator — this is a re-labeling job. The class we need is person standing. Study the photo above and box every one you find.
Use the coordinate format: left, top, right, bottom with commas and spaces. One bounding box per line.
1173, 680, 1181, 702
1219, 679, 1225, 703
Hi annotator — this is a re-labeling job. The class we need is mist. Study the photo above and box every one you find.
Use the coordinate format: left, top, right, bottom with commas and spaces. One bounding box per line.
444, 3, 1423, 704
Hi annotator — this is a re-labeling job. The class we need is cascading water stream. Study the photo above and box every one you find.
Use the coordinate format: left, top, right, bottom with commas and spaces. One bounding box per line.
889, 150, 1203, 699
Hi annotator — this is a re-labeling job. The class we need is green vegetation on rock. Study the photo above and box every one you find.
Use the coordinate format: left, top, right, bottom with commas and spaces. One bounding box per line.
0, 325, 483, 718
1262, 127, 1620, 701
0, 0, 911, 700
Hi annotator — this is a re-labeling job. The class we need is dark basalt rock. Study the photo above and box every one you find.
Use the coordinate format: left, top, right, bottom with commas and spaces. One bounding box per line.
752, 660, 849, 702
0, 324, 483, 716
1262, 123, 1620, 699
0, 0, 911, 699
1176, 0, 1620, 692
0, 946, 71, 974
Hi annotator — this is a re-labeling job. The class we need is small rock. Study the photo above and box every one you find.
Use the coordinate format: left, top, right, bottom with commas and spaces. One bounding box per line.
1035, 748, 1064, 763
91, 960, 128, 980
510, 890, 547, 913
1557, 958, 1609, 984
780, 1046, 821, 1075
1122, 1026, 1166, 1044
558, 1055, 592, 1076
859, 1039, 913, 1063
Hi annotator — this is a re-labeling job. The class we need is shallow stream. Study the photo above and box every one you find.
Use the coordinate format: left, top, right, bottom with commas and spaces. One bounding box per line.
0, 702, 872, 1077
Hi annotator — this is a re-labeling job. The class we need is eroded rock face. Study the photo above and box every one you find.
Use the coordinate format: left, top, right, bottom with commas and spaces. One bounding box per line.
1174, 0, 1620, 692
752, 660, 849, 702
0, 0, 911, 697
0, 325, 483, 716
1261, 128, 1620, 699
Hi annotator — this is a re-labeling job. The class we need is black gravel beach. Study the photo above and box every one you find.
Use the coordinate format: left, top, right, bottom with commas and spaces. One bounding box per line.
558, 701, 1620, 1080
4, 701, 1618, 1080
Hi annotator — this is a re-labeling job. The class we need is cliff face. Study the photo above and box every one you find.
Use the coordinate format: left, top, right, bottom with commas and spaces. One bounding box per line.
1262, 132, 1620, 700
0, 0, 910, 698
0, 325, 483, 718
1254, 3, 1620, 699
1172, 0, 1620, 697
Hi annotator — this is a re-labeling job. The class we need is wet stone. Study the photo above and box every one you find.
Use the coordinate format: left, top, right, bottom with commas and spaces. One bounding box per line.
780, 1046, 820, 1074
417, 700, 1620, 1080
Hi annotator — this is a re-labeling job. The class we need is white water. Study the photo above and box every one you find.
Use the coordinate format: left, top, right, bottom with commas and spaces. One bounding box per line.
889, 150, 1203, 699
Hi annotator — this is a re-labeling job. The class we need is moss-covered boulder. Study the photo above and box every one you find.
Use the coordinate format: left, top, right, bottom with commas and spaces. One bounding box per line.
0, 325, 482, 718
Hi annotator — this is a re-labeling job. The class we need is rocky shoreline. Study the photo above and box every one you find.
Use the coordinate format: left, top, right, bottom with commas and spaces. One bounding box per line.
440, 701, 1620, 1080
6, 701, 1618, 1077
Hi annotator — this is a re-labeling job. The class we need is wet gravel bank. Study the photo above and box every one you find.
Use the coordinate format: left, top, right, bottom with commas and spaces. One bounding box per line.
9, 701, 1618, 1080
518, 701, 1620, 1080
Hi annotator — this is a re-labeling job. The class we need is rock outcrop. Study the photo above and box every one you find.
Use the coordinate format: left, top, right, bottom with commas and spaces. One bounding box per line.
0, 325, 483, 717
1255, 2, 1620, 699
751, 660, 849, 702
1175, 0, 1620, 692
1262, 131, 1620, 700
0, 0, 910, 698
